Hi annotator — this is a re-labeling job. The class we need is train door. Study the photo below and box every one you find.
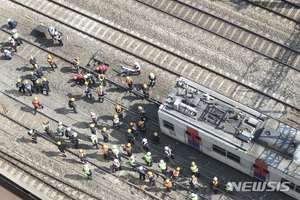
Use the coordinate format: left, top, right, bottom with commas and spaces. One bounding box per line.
186, 126, 201, 149
253, 160, 269, 181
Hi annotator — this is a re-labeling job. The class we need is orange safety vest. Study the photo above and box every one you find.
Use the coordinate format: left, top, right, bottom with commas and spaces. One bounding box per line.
173, 170, 179, 177
32, 100, 39, 107
78, 152, 85, 157
165, 182, 172, 188
126, 79, 132, 84
116, 108, 122, 112
213, 181, 218, 186
132, 124, 137, 130
192, 178, 198, 184
113, 118, 119, 123
47, 57, 54, 64
102, 146, 109, 154
125, 146, 132, 153
98, 89, 103, 95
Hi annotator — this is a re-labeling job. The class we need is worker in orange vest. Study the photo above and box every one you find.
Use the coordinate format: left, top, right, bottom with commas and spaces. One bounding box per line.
97, 85, 106, 102
32, 97, 44, 115
101, 144, 110, 160
130, 122, 138, 135
126, 76, 133, 90
113, 114, 120, 127
189, 175, 198, 190
78, 149, 87, 163
172, 167, 182, 180
84, 82, 92, 98
46, 55, 58, 71
124, 143, 132, 157
164, 179, 174, 192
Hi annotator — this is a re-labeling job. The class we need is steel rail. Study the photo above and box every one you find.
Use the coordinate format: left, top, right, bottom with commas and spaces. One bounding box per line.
243, 0, 300, 23
8, 0, 300, 113
282, 0, 300, 8
136, 0, 299, 70
0, 149, 77, 200
140, 0, 300, 54
0, 91, 163, 200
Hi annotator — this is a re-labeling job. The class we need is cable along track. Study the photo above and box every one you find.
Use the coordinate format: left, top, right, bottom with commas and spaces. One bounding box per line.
8, 0, 300, 126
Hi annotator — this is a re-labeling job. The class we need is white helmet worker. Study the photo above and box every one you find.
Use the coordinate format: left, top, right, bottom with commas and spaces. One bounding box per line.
147, 152, 151, 156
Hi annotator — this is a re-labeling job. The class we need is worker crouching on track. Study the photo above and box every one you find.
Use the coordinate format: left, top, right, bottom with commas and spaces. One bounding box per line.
112, 159, 122, 172
68, 98, 77, 113
74, 74, 85, 85
57, 141, 67, 157
16, 79, 25, 93
96, 65, 107, 74
28, 129, 37, 143
32, 97, 44, 115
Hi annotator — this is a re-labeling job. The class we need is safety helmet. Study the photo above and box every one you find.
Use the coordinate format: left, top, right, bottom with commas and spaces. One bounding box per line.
30, 56, 33, 59
142, 138, 147, 143
34, 64, 38, 68
73, 76, 77, 80
17, 79, 21, 82
96, 67, 99, 71
139, 121, 143, 125
30, 71, 34, 75
112, 145, 117, 149
91, 112, 95, 116
34, 97, 38, 100
147, 171, 152, 176
114, 159, 119, 163
191, 162, 195, 165
190, 193, 195, 198
67, 127, 71, 131
102, 127, 106, 131
166, 179, 170, 183
176, 167, 180, 171
103, 144, 107, 149
127, 129, 132, 133
29, 129, 33, 134
149, 73, 154, 77
100, 74, 105, 78
99, 85, 102, 88
12, 29, 16, 33
130, 156, 134, 160
84, 75, 88, 79
43, 120, 48, 124
164, 146, 169, 151
79, 149, 83, 153
192, 175, 195, 178
91, 134, 96, 139
58, 122, 62, 125
7, 19, 11, 22
214, 177, 218, 181
84, 81, 88, 85
76, 57, 79, 60
138, 106, 142, 110
90, 124, 94, 128
24, 80, 28, 84
147, 152, 151, 156
71, 98, 75, 101
43, 78, 46, 81
47, 55, 51, 59
139, 166, 143, 170
36, 80, 39, 84
8, 37, 12, 40
126, 76, 130, 80
116, 105, 120, 110
130, 122, 133, 126
57, 141, 61, 145
154, 132, 158, 136
127, 143, 131, 147
85, 164, 89, 169
160, 160, 164, 164
143, 84, 147, 88
73, 133, 77, 137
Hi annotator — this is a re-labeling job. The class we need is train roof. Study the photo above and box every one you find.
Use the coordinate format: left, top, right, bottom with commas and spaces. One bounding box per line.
159, 77, 300, 180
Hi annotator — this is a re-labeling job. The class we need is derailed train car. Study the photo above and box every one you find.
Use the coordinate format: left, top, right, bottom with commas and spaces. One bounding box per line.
158, 77, 300, 199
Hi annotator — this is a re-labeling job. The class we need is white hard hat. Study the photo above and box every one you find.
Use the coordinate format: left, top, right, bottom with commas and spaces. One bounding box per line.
112, 145, 117, 149
67, 127, 71, 131
139, 166, 143, 170
142, 138, 147, 143
91, 135, 96, 139
214, 177, 218, 181
164, 146, 169, 150
7, 19, 11, 22
160, 160, 164, 164
190, 193, 195, 198
73, 133, 77, 137
114, 159, 119, 163
85, 164, 89, 169
91, 112, 95, 116
58, 122, 62, 125
147, 152, 151, 156
12, 29, 17, 33
29, 129, 33, 134
227, 182, 232, 187
130, 156, 134, 159
8, 37, 12, 40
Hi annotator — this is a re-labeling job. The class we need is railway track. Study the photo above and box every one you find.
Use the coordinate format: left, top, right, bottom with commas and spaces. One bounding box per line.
136, 0, 300, 70
8, 0, 300, 127
243, 0, 300, 23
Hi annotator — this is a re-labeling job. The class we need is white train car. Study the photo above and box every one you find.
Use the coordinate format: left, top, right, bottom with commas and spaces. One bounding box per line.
158, 77, 300, 199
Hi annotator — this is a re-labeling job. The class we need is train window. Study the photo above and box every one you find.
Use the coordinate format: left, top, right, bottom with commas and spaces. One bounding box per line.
296, 186, 300, 193
281, 179, 295, 190
163, 120, 174, 131
186, 131, 192, 136
227, 152, 240, 163
195, 136, 201, 141
262, 169, 269, 174
212, 145, 226, 156
252, 164, 259, 169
